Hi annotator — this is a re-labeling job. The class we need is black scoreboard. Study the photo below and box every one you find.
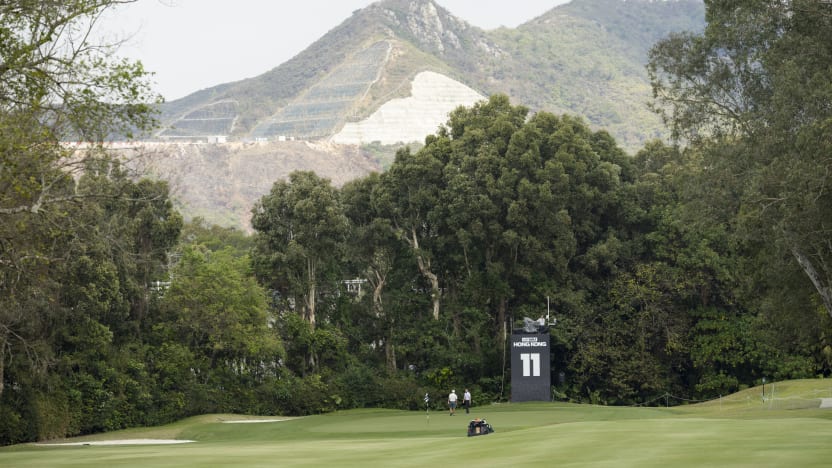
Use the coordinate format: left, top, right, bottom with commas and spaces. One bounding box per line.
510, 332, 551, 402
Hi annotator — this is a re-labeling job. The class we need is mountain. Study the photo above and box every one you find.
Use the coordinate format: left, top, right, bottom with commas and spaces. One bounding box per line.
156, 0, 703, 147
138, 0, 705, 230
156, 0, 493, 142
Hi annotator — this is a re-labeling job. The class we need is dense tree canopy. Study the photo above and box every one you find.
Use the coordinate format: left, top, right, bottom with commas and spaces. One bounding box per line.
250, 92, 828, 409
251, 171, 349, 330
0, 0, 171, 442
648, 0, 832, 319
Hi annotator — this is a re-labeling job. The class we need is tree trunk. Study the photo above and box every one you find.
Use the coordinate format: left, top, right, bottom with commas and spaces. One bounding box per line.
792, 247, 832, 319
497, 297, 507, 365
371, 270, 385, 318
385, 328, 397, 372
369, 270, 396, 372
408, 227, 440, 320
426, 271, 440, 321
0, 335, 5, 400
306, 257, 316, 330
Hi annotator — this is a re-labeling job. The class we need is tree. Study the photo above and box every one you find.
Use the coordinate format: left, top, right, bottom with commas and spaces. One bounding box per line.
377, 146, 446, 320
251, 171, 349, 330
159, 245, 282, 371
0, 155, 182, 442
648, 0, 832, 319
1, 0, 157, 214
341, 173, 403, 371
440, 95, 531, 337
155, 245, 282, 413
179, 217, 255, 255
1, 0, 159, 406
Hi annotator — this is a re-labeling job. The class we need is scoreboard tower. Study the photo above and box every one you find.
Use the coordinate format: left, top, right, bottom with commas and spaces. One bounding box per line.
510, 331, 551, 402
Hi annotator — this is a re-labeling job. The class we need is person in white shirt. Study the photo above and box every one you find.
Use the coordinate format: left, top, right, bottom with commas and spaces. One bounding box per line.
448, 389, 458, 416
463, 389, 472, 414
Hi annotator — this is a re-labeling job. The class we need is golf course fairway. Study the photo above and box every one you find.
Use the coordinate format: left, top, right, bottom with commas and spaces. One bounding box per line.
2, 379, 831, 467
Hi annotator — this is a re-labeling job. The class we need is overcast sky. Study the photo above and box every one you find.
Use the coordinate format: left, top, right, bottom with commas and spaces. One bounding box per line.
102, 0, 569, 101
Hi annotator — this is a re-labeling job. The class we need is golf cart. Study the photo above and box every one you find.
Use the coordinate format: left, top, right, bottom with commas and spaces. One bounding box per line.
467, 418, 494, 437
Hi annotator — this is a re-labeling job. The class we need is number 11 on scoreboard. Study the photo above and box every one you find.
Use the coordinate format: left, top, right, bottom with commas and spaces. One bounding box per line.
520, 353, 540, 377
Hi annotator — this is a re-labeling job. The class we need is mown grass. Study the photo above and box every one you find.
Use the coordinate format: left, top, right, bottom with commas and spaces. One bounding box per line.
2, 379, 831, 467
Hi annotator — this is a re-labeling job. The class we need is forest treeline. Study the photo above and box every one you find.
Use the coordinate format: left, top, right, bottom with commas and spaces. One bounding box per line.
2, 1, 831, 445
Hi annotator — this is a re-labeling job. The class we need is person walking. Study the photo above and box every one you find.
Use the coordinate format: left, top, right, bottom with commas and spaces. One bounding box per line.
463, 389, 472, 414
448, 389, 458, 416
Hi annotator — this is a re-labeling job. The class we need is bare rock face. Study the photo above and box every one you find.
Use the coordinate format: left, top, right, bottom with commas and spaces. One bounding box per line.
405, 1, 458, 52
331, 71, 484, 145
376, 0, 500, 58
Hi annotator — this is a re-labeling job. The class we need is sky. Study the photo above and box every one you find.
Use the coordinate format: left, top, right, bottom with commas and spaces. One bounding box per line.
102, 0, 569, 101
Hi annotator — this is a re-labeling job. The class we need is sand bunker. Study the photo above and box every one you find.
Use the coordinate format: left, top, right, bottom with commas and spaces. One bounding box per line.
39, 439, 195, 446
221, 418, 289, 423
36, 418, 292, 445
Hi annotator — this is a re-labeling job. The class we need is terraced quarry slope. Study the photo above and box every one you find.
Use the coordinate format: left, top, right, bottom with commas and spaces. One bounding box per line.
158, 100, 239, 140
332, 70, 483, 144
250, 41, 392, 140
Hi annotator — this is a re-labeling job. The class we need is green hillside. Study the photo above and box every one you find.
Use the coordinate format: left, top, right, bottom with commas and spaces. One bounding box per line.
477, 0, 705, 150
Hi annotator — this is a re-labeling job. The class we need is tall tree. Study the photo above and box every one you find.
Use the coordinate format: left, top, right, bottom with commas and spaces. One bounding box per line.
251, 171, 349, 330
440, 95, 530, 338
341, 173, 403, 371
648, 0, 832, 319
0, 0, 158, 405
158, 245, 282, 382
378, 146, 447, 320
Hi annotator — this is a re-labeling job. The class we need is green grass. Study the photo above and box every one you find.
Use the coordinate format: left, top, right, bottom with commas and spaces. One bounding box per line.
2, 379, 832, 467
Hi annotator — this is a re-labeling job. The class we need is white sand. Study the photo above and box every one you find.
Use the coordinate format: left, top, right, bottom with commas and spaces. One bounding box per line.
221, 418, 289, 423
38, 439, 195, 446
36, 418, 292, 445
